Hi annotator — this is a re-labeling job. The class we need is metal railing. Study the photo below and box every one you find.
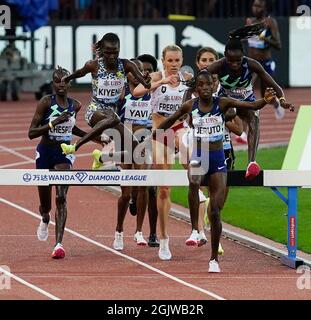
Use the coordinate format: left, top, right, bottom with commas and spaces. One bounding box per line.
52, 0, 305, 21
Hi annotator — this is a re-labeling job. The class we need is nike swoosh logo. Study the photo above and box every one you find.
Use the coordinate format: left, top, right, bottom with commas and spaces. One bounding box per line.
179, 89, 185, 92
217, 166, 226, 170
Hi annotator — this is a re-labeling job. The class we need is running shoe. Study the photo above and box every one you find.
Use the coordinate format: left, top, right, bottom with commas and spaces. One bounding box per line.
92, 149, 103, 170
197, 231, 208, 247
245, 161, 261, 180
235, 132, 247, 144
218, 243, 225, 255
185, 229, 199, 246
158, 238, 172, 260
51, 243, 65, 259
148, 234, 160, 247
129, 198, 137, 216
61, 143, 76, 155
37, 218, 49, 241
134, 231, 147, 246
275, 105, 285, 120
208, 259, 220, 273
113, 231, 124, 251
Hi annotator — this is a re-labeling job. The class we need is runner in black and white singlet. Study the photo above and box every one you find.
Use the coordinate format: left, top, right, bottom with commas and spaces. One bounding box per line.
206, 24, 294, 180
133, 45, 192, 261
154, 70, 277, 272
60, 33, 151, 156
28, 66, 88, 259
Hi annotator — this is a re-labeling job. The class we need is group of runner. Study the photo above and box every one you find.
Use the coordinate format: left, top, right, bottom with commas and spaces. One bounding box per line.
28, 0, 294, 272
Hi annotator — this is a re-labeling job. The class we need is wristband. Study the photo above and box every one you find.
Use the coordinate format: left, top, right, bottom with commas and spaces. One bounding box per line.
279, 96, 286, 103
48, 121, 54, 129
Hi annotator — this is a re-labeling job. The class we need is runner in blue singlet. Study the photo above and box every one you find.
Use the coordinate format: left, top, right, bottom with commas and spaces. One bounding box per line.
206, 24, 294, 180
153, 70, 278, 272
28, 66, 88, 259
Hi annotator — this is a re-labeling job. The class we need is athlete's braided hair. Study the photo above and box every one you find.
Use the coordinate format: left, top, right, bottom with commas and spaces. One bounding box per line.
225, 22, 265, 53
184, 69, 212, 90
53, 65, 70, 78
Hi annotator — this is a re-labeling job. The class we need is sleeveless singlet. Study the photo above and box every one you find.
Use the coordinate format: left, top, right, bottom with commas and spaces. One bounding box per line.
218, 57, 254, 101
151, 71, 188, 117
42, 95, 75, 142
248, 26, 272, 49
190, 96, 225, 143
119, 84, 152, 126
91, 57, 127, 107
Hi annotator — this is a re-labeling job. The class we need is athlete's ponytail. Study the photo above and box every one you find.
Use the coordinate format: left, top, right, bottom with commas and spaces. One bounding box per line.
225, 22, 265, 53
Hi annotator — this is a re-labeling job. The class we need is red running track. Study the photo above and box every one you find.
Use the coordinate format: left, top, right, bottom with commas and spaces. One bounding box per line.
0, 90, 311, 300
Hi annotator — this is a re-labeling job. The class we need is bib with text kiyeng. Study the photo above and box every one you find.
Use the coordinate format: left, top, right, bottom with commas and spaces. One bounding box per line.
96, 78, 124, 103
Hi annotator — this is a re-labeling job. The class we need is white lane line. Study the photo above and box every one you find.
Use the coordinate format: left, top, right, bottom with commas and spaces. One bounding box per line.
0, 146, 35, 152
0, 197, 225, 301
0, 145, 34, 162
0, 265, 60, 300
0, 160, 34, 168
0, 138, 28, 142
0, 130, 28, 135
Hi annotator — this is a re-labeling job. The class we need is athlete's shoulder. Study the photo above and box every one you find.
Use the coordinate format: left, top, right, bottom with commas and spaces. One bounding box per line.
40, 94, 53, 106
265, 16, 278, 27
85, 59, 98, 69
71, 98, 82, 112
246, 57, 262, 69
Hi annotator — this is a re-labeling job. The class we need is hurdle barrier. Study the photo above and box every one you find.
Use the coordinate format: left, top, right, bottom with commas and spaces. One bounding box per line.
1, 168, 310, 269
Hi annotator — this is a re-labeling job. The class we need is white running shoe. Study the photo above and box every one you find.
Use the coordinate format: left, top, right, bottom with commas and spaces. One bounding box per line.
185, 229, 199, 246
134, 231, 147, 246
158, 238, 172, 260
208, 259, 221, 273
113, 231, 124, 251
37, 219, 49, 241
275, 105, 285, 120
197, 231, 208, 247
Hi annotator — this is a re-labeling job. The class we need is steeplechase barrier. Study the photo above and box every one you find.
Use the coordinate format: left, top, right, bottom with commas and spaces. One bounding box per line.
1, 168, 310, 269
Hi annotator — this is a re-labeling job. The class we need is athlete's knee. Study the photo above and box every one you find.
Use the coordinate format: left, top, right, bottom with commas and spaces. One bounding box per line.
148, 186, 157, 198
158, 186, 170, 199
209, 200, 221, 221
120, 187, 131, 202
55, 193, 67, 207
111, 113, 121, 126
189, 181, 200, 192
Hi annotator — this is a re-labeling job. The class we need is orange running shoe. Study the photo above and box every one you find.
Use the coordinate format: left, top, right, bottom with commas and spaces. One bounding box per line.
245, 161, 261, 180
51, 243, 65, 259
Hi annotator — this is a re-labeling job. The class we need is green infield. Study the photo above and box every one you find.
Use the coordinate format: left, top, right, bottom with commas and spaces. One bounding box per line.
171, 147, 311, 253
